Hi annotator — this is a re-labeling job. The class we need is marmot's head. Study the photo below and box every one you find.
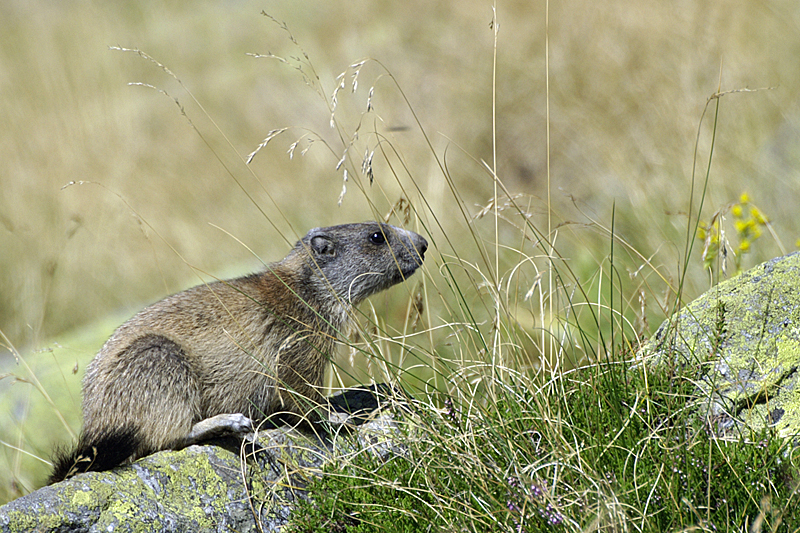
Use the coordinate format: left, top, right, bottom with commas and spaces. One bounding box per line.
294, 222, 427, 305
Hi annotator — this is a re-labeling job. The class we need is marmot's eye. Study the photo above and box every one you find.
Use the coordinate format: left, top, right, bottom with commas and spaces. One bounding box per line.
370, 231, 386, 245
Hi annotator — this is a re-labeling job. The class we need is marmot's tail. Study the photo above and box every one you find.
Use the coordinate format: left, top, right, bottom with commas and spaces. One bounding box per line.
48, 426, 141, 484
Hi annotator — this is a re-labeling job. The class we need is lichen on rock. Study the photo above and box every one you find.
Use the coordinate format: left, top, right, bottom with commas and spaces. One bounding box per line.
0, 386, 402, 532
642, 252, 800, 439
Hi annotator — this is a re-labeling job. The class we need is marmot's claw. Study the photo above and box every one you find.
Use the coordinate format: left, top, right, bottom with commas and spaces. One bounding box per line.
225, 413, 254, 434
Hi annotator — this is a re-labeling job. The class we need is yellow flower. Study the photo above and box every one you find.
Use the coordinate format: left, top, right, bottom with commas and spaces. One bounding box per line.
739, 239, 751, 252
739, 192, 750, 204
750, 206, 768, 225
734, 219, 750, 235
696, 226, 707, 241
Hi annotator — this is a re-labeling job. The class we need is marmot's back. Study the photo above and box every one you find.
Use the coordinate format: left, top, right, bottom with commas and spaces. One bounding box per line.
48, 222, 427, 484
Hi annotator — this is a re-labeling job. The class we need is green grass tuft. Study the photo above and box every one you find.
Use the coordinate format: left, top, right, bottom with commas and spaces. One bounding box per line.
288, 358, 798, 532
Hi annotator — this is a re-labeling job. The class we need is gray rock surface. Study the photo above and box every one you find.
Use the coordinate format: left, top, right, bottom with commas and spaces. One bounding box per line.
642, 252, 800, 438
0, 387, 402, 532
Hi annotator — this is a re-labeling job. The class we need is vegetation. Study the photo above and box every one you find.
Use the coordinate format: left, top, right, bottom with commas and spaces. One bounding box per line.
288, 360, 797, 532
1, 1, 799, 529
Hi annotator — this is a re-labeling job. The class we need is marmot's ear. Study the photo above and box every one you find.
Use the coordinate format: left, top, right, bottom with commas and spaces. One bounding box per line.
310, 235, 336, 257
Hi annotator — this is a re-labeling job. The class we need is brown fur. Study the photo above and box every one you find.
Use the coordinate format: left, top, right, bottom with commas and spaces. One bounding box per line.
48, 222, 427, 483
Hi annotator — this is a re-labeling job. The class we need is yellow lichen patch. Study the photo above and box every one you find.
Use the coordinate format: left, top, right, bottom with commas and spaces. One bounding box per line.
71, 489, 94, 507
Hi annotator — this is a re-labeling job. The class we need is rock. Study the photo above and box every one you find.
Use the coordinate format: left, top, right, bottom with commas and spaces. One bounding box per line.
642, 252, 800, 439
0, 387, 402, 532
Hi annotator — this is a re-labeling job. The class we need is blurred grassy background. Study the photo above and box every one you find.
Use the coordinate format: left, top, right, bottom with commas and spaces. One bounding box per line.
2, 0, 800, 498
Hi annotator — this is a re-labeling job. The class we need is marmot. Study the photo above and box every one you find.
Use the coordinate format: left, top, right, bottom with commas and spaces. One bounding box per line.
48, 222, 427, 484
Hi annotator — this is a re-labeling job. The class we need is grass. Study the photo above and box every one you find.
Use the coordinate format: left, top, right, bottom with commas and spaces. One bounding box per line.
1, 0, 800, 528
287, 360, 798, 532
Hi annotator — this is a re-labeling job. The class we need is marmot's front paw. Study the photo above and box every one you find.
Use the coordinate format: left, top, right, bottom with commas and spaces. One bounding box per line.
186, 413, 255, 443
221, 413, 254, 434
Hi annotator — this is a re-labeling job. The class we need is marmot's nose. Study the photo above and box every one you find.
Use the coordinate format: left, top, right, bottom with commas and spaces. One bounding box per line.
416, 237, 428, 259
398, 227, 428, 261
